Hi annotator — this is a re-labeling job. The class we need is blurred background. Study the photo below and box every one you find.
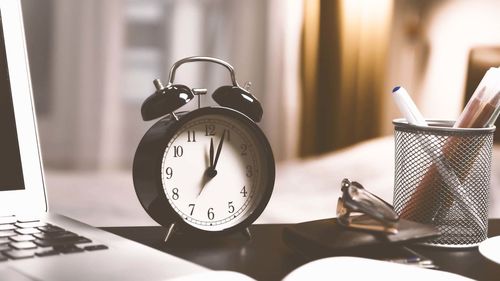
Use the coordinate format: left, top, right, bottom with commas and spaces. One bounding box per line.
18, 0, 500, 225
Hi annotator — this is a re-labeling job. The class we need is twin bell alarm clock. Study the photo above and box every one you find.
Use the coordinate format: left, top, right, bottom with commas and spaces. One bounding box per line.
133, 56, 275, 242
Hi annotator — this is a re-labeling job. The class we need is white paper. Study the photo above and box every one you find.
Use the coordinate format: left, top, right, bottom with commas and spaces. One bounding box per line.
479, 236, 500, 264
283, 257, 473, 281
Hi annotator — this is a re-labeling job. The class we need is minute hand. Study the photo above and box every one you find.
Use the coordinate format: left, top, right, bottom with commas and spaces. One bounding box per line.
212, 130, 226, 171
209, 138, 214, 168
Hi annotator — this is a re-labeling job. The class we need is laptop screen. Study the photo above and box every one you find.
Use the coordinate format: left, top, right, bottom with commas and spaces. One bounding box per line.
0, 13, 25, 191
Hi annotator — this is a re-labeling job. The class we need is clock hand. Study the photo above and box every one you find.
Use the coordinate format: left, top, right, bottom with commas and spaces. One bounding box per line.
209, 137, 214, 168
205, 130, 226, 179
200, 136, 220, 196
212, 130, 226, 171
198, 173, 211, 197
205, 138, 218, 179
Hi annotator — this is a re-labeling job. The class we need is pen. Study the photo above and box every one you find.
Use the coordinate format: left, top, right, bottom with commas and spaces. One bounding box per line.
472, 91, 500, 128
384, 247, 438, 269
486, 95, 500, 127
455, 67, 500, 128
386, 259, 437, 269
385, 256, 420, 264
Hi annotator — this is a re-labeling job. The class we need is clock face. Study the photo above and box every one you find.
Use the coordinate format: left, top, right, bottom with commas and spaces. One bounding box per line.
160, 113, 272, 231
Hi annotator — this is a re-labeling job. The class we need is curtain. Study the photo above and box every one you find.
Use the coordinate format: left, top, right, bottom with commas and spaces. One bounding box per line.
26, 0, 304, 170
263, 0, 303, 160
34, 0, 125, 169
300, 0, 393, 156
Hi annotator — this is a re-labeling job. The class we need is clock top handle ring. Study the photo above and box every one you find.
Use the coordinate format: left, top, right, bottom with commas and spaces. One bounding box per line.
167, 56, 239, 87
141, 56, 263, 123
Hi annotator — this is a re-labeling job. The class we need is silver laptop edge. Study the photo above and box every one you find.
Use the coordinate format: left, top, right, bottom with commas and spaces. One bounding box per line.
0, 1, 207, 280
0, 0, 46, 215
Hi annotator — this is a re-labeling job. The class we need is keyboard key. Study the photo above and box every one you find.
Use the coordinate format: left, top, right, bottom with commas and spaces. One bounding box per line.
35, 237, 91, 248
37, 225, 64, 233
3, 249, 35, 259
34, 231, 77, 240
15, 228, 40, 235
0, 224, 16, 231
0, 216, 17, 225
15, 222, 47, 228
9, 235, 35, 242
84, 244, 108, 251
10, 241, 37, 250
57, 245, 84, 254
0, 220, 106, 259
35, 249, 60, 257
16, 218, 40, 223
0, 244, 11, 251
0, 231, 16, 238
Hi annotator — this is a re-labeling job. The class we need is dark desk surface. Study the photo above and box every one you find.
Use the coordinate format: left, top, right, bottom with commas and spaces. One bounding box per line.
103, 219, 500, 281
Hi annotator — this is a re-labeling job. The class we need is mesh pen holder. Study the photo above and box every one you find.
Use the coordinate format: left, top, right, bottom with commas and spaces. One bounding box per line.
393, 119, 495, 247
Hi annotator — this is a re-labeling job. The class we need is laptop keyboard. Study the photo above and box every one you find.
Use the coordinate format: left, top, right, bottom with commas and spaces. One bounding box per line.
0, 216, 108, 261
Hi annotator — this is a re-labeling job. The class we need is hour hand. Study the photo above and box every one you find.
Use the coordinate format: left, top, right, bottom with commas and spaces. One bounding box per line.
205, 138, 217, 178
209, 137, 214, 168
206, 131, 225, 179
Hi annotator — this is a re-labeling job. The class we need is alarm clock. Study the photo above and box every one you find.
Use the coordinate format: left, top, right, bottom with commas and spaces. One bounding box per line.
133, 57, 275, 242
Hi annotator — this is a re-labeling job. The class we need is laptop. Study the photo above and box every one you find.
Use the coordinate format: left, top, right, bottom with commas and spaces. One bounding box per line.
0, 1, 208, 280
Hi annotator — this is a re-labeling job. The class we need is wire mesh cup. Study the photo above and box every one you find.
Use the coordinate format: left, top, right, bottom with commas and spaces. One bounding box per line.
393, 119, 495, 247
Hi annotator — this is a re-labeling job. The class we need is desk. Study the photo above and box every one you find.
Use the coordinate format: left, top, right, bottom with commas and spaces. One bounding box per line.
102, 219, 500, 281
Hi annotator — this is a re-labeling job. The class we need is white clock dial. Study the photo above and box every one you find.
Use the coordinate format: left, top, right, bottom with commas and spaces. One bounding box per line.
161, 114, 265, 231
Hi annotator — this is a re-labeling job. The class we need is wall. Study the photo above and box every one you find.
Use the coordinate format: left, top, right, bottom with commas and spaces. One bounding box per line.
383, 0, 500, 134
21, 0, 303, 169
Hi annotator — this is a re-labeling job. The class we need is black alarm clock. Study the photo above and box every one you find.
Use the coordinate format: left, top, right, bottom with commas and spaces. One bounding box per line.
133, 56, 275, 242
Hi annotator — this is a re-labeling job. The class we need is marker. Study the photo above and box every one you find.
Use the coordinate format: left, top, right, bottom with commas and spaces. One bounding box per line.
392, 86, 427, 126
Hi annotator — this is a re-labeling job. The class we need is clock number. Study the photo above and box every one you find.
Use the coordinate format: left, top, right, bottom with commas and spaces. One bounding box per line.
187, 131, 196, 142
165, 167, 173, 179
207, 208, 215, 220
205, 125, 216, 136
228, 201, 235, 213
246, 165, 253, 177
188, 204, 195, 215
240, 186, 248, 197
172, 188, 179, 200
240, 144, 248, 156
173, 146, 184, 157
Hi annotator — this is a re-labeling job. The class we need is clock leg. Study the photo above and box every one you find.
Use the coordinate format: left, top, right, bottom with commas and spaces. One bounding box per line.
164, 223, 177, 243
243, 227, 252, 240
